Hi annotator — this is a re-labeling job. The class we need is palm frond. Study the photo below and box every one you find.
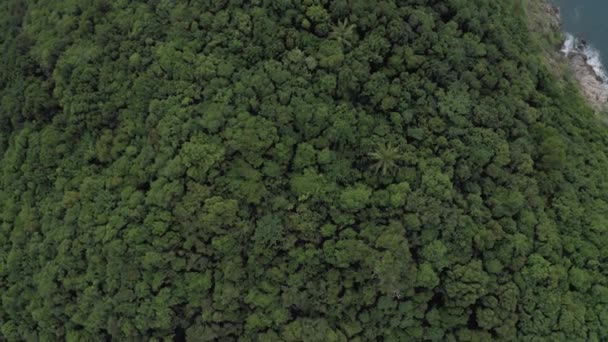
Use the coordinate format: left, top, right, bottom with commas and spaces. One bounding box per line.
368, 143, 403, 175
329, 19, 356, 47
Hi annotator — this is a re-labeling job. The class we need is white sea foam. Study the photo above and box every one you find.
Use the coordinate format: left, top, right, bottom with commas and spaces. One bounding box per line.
561, 32, 608, 84
561, 33, 576, 55
582, 44, 608, 83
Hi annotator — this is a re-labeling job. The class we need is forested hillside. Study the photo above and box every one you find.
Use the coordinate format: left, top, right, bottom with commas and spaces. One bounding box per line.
1, 0, 607, 340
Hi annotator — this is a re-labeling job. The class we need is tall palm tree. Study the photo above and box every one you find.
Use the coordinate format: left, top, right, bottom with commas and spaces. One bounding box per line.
329, 19, 356, 48
368, 143, 402, 175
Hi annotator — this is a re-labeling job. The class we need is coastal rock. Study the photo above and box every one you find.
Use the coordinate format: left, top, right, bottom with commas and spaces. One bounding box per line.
561, 36, 608, 110
542, 0, 608, 111
542, 1, 562, 32
568, 53, 608, 108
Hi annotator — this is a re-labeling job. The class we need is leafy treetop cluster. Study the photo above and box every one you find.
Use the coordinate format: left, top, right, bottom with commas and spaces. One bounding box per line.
0, 0, 607, 341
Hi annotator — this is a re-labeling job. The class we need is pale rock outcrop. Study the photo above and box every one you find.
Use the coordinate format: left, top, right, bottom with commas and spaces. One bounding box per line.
561, 38, 608, 110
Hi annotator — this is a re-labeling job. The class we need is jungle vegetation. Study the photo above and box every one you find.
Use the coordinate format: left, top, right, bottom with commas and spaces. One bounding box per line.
0, 0, 607, 341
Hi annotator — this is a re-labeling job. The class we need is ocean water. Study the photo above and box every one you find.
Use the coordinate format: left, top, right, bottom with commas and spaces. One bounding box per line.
553, 0, 608, 74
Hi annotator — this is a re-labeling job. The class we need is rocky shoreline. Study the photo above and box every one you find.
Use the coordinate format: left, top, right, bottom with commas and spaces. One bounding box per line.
542, 1, 608, 111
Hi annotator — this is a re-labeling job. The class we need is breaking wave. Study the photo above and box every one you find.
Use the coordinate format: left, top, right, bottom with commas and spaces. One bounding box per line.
561, 32, 608, 83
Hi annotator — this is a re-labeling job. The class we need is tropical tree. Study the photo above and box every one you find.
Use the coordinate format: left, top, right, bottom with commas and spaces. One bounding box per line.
329, 19, 357, 48
368, 142, 403, 175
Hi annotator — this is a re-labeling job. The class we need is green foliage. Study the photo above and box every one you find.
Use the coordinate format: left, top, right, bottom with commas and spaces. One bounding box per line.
338, 184, 372, 211
0, 0, 607, 341
368, 142, 403, 175
329, 19, 357, 48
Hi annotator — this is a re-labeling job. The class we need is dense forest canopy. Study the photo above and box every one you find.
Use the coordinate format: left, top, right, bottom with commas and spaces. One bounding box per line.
1, 0, 607, 340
